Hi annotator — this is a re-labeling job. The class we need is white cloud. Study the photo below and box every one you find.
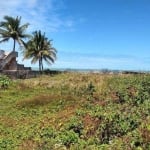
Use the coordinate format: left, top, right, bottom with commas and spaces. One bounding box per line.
26, 0, 37, 8
0, 0, 76, 52
0, 0, 75, 33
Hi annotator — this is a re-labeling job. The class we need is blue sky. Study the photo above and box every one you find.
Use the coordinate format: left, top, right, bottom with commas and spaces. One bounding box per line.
0, 0, 150, 70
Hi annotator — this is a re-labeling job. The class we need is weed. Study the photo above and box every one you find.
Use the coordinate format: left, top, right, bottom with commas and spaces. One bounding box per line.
0, 73, 150, 149
0, 75, 11, 89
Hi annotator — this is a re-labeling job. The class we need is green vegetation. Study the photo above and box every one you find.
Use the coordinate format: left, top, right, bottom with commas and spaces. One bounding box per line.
0, 75, 11, 89
23, 30, 57, 72
0, 73, 150, 149
0, 16, 30, 51
0, 16, 57, 70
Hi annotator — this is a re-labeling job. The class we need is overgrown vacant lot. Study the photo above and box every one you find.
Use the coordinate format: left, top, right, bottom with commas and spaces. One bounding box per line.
0, 73, 150, 150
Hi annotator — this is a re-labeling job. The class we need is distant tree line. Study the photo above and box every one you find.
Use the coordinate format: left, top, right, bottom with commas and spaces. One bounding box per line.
0, 16, 57, 72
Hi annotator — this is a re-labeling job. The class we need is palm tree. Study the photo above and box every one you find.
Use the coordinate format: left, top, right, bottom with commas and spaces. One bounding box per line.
0, 16, 30, 51
23, 30, 57, 72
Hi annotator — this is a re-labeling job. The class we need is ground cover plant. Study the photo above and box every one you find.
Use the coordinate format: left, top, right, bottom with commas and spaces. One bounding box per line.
0, 73, 150, 149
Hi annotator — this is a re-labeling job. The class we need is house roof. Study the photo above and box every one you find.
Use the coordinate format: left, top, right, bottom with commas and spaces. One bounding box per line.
0, 50, 11, 59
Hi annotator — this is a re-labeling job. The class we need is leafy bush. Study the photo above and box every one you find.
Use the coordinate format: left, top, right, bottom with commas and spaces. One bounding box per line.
0, 73, 150, 149
74, 82, 96, 101
65, 116, 84, 136
0, 75, 11, 89
0, 138, 15, 150
40, 127, 56, 139
57, 130, 79, 148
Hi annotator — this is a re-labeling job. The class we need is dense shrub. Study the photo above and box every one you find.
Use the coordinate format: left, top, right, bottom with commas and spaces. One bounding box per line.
0, 73, 150, 149
0, 75, 11, 89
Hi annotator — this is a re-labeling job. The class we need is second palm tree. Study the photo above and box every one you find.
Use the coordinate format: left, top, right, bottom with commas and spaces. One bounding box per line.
24, 30, 57, 72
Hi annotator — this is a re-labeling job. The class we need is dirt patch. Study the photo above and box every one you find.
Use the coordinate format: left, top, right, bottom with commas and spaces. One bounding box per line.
18, 140, 37, 150
82, 114, 101, 138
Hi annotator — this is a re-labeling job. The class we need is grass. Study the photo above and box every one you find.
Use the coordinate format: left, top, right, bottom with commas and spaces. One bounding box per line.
0, 72, 150, 149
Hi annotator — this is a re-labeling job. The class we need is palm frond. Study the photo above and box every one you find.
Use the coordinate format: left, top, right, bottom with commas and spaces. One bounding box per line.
23, 30, 57, 71
0, 37, 10, 43
0, 15, 30, 51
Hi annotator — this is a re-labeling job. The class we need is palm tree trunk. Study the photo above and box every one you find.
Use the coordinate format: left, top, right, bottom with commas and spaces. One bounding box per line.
13, 39, 16, 52
41, 57, 44, 71
39, 59, 41, 73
